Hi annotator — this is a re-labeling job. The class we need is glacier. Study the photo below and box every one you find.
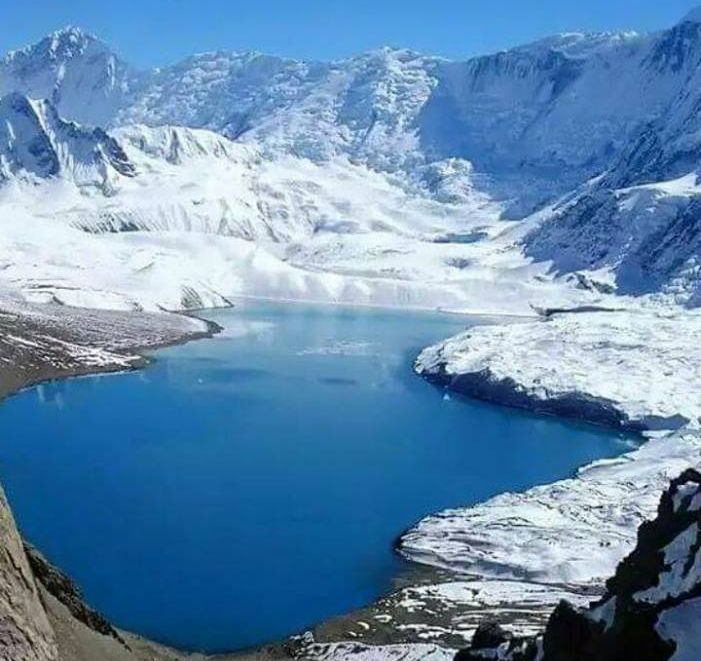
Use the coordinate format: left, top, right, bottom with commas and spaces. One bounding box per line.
0, 97, 592, 315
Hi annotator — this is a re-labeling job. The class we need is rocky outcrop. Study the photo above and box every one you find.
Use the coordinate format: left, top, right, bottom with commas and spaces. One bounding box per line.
23, 545, 121, 643
0, 486, 58, 661
0, 93, 135, 188
454, 470, 701, 661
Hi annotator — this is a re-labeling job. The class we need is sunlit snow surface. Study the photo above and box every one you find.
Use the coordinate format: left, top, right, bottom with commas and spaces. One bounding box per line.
0, 121, 586, 317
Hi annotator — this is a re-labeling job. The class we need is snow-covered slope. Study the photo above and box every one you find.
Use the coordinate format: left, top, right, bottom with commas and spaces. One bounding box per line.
522, 14, 701, 305
1, 95, 587, 314
120, 47, 441, 174
452, 469, 701, 661
407, 304, 701, 590
415, 307, 701, 431
524, 173, 701, 305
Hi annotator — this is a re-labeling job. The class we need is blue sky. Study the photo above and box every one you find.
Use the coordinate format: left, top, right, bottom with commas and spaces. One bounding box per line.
1, 0, 700, 66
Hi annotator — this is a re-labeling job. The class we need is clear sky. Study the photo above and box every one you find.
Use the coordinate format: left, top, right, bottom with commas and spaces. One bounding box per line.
1, 0, 700, 67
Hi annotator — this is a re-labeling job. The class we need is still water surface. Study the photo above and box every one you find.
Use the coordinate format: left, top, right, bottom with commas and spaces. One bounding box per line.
0, 302, 631, 652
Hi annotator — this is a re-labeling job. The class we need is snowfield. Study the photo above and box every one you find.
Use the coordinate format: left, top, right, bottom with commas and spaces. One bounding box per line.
401, 429, 701, 587
415, 307, 701, 431
0, 99, 595, 316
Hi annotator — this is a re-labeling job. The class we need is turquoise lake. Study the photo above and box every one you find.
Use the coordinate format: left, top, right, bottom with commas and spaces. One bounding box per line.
0, 301, 632, 652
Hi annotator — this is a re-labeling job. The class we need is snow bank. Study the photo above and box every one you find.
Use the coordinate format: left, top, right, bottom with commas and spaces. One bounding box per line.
401, 430, 701, 585
416, 307, 701, 430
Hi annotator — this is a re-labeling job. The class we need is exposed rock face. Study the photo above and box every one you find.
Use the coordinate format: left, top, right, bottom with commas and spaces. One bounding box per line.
0, 92, 135, 188
454, 470, 701, 661
0, 486, 58, 661
23, 545, 120, 642
468, 622, 512, 653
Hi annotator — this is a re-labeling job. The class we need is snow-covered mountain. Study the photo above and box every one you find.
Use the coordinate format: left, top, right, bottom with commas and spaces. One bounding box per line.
0, 29, 441, 172
0, 24, 682, 191
1, 17, 698, 198
0, 27, 135, 128
523, 13, 701, 306
1, 10, 701, 312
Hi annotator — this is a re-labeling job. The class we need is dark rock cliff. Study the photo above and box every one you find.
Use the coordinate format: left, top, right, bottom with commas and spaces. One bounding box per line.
454, 470, 701, 661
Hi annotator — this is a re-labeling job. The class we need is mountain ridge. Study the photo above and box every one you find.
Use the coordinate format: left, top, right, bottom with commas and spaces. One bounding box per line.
2, 10, 701, 308
0, 23, 664, 185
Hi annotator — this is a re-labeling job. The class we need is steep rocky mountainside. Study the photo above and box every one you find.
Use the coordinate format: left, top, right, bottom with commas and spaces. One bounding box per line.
0, 486, 58, 661
454, 470, 701, 661
522, 16, 701, 305
0, 92, 134, 189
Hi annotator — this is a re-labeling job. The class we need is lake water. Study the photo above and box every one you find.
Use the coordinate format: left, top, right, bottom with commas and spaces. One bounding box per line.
0, 301, 632, 652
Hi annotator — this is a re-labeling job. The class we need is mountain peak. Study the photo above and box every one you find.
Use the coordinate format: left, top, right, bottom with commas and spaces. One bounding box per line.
36, 25, 102, 61
3, 25, 102, 66
0, 27, 131, 127
46, 25, 96, 49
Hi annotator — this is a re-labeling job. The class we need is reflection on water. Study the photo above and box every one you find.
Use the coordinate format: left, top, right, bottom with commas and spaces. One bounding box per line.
0, 300, 633, 653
